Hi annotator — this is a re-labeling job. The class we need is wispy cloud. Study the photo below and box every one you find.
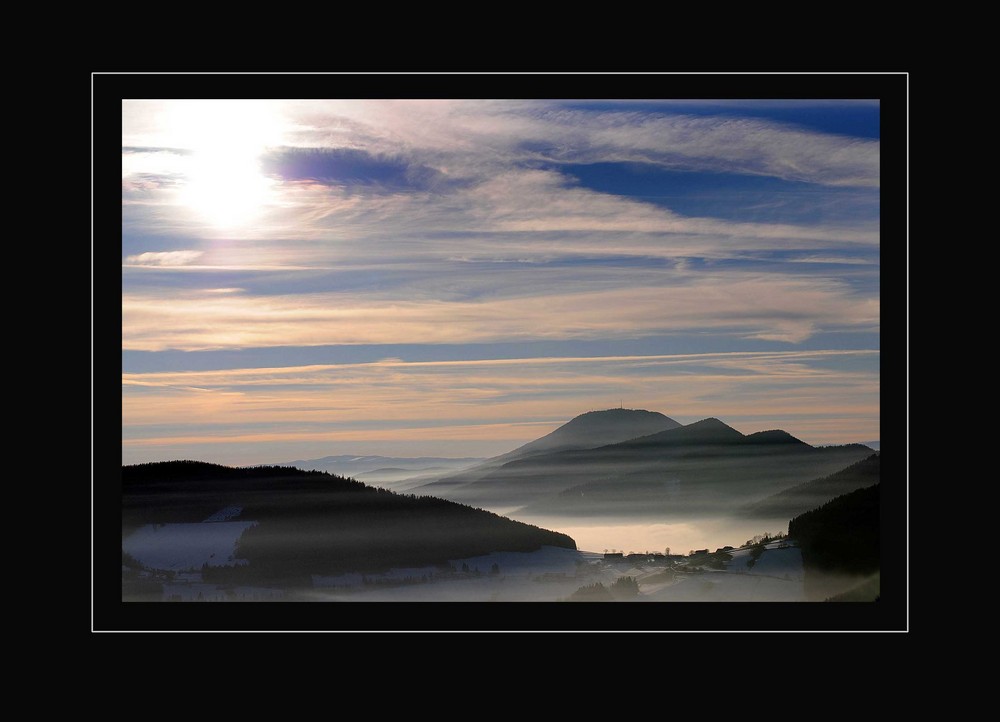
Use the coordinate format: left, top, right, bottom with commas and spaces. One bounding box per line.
121, 420, 562, 447
121, 146, 192, 155
123, 250, 204, 267
121, 98, 881, 463
282, 101, 879, 187
122, 272, 878, 351
784, 255, 878, 265
450, 169, 877, 242
121, 100, 879, 265
122, 348, 879, 464
122, 349, 879, 383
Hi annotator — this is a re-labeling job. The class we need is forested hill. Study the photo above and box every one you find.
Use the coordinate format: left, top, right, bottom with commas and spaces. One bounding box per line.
789, 483, 880, 576
122, 461, 575, 582
123, 460, 322, 484
742, 453, 880, 520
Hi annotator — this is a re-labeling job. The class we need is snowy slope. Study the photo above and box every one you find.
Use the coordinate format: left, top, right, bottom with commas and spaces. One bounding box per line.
122, 521, 256, 571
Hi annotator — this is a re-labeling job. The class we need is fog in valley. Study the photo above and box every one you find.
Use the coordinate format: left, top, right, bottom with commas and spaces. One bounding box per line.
122, 414, 880, 605
511, 513, 785, 559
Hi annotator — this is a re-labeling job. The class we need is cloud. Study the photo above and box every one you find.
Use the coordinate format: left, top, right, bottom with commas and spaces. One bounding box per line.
785, 255, 877, 265
121, 348, 880, 455
213, 164, 876, 268
121, 420, 562, 447
121, 272, 878, 351
120, 101, 880, 263
281, 101, 879, 188
122, 349, 880, 387
120, 100, 881, 462
556, 110, 880, 187
453, 169, 877, 242
123, 250, 203, 267
121, 175, 181, 196
121, 146, 192, 155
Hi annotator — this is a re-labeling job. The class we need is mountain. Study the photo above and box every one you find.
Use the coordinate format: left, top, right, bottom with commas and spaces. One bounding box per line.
418, 416, 874, 517
417, 408, 680, 495
741, 453, 880, 521
274, 454, 483, 487
498, 408, 681, 461
122, 461, 574, 591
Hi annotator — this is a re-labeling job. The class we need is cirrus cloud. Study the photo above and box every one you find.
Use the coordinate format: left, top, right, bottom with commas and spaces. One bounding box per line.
123, 250, 204, 267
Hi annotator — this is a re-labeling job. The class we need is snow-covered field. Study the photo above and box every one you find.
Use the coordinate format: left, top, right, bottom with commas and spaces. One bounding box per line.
161, 581, 284, 602
734, 542, 803, 579
639, 569, 803, 602
306, 543, 806, 602
123, 524, 810, 602
308, 546, 605, 601
122, 521, 256, 571
637, 542, 805, 601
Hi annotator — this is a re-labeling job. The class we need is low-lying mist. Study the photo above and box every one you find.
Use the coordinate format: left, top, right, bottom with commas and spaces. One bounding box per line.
509, 512, 787, 556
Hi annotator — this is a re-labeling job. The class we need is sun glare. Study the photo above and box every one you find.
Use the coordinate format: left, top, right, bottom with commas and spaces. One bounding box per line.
169, 101, 283, 229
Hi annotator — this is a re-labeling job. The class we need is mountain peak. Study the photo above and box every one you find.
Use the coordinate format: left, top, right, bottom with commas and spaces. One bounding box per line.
500, 408, 681, 460
618, 416, 745, 447
743, 429, 809, 446
685, 417, 743, 434
691, 417, 727, 427
553, 408, 682, 434
572, 408, 671, 422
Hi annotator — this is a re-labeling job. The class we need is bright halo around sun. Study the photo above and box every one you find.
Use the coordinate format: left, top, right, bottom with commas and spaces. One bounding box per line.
170, 101, 284, 229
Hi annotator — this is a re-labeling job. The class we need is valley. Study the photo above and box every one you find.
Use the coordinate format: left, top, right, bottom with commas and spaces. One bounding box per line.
121, 408, 881, 604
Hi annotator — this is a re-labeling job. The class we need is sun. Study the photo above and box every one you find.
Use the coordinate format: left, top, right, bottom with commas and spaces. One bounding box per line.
169, 101, 284, 229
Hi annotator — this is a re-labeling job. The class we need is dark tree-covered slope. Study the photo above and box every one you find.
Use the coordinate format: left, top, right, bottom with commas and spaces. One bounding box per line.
122, 461, 575, 584
788, 483, 880, 576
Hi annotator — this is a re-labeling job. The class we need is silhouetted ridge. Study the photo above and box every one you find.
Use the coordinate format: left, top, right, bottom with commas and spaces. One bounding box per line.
413, 410, 873, 517
616, 417, 745, 448
123, 460, 322, 484
743, 453, 880, 519
417, 408, 681, 493
742, 429, 807, 445
273, 454, 484, 479
122, 461, 575, 584
502, 408, 681, 459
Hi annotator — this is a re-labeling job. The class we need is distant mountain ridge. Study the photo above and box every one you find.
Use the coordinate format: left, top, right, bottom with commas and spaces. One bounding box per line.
499, 408, 680, 461
274, 454, 484, 487
610, 417, 745, 449
416, 411, 873, 517
419, 408, 680, 494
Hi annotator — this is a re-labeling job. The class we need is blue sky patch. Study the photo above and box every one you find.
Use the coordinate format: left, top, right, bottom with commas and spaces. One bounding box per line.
261, 147, 446, 191
554, 162, 879, 223
559, 100, 880, 139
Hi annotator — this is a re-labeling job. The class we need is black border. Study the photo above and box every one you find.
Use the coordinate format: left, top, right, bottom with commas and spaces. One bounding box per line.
99, 72, 907, 632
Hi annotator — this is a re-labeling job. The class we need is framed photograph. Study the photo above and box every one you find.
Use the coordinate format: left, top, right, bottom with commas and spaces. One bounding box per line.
99, 72, 906, 632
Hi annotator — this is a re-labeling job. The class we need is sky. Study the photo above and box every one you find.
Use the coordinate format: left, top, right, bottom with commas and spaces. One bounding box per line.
121, 98, 880, 465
